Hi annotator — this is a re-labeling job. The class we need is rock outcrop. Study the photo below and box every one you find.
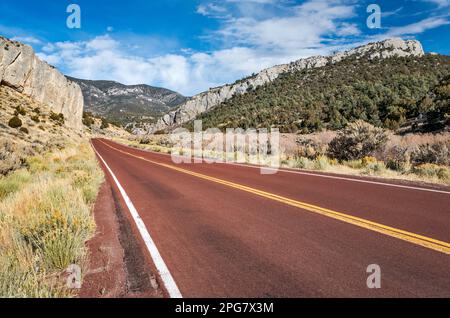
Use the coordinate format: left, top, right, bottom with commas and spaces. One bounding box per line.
0, 36, 83, 129
147, 38, 424, 134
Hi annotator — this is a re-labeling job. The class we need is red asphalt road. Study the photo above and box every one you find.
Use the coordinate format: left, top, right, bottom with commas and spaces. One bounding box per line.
91, 138, 450, 298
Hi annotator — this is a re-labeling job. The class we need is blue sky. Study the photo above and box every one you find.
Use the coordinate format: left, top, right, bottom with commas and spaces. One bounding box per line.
1, 0, 449, 95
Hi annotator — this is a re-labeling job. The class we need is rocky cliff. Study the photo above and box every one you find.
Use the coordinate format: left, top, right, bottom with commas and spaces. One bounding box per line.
0, 36, 83, 129
148, 38, 424, 133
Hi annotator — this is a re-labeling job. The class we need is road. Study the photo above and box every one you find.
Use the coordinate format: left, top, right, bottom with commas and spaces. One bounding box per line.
91, 138, 450, 298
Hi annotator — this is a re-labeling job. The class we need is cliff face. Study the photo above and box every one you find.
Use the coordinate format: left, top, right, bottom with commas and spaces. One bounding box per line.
148, 38, 424, 133
0, 37, 84, 130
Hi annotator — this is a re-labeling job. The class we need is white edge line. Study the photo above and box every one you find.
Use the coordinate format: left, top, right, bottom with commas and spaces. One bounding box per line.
91, 142, 183, 298
110, 139, 450, 195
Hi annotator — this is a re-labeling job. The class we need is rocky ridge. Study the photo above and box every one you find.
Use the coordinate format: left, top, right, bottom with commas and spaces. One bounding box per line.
147, 38, 424, 134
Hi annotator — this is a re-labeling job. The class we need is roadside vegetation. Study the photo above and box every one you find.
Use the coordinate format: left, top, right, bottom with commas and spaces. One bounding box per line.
0, 140, 103, 297
286, 121, 449, 185
116, 120, 450, 186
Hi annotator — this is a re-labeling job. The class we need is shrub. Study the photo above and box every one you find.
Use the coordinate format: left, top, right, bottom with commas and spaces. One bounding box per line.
15, 106, 26, 116
413, 164, 450, 181
314, 156, 330, 170
33, 107, 41, 114
328, 121, 388, 161
0, 142, 103, 297
0, 139, 31, 175
361, 156, 378, 167
294, 157, 313, 169
49, 112, 65, 126
139, 137, 151, 145
82, 112, 94, 128
363, 161, 386, 175
8, 116, 22, 128
385, 145, 411, 172
295, 138, 327, 160
0, 170, 31, 200
411, 142, 449, 166
100, 118, 109, 130
19, 127, 29, 134
31, 115, 40, 123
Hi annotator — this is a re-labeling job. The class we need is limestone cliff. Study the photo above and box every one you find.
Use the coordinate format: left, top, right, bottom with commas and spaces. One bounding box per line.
148, 38, 424, 133
0, 36, 84, 129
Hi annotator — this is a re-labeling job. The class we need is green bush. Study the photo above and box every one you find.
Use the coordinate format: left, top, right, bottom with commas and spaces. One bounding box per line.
15, 106, 26, 116
8, 116, 22, 128
363, 161, 386, 175
412, 164, 450, 180
100, 118, 109, 130
296, 138, 326, 160
328, 121, 388, 161
19, 127, 29, 134
386, 145, 411, 172
294, 157, 313, 169
314, 156, 330, 170
49, 112, 65, 126
82, 112, 94, 128
31, 115, 40, 123
411, 142, 449, 166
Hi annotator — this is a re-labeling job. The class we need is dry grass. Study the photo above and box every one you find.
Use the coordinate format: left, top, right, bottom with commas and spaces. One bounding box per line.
116, 130, 449, 186
0, 142, 103, 297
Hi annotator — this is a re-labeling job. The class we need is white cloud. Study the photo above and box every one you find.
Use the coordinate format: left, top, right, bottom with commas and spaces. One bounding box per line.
424, 0, 450, 7
37, 1, 361, 96
196, 3, 229, 18
37, 35, 294, 96
386, 17, 450, 36
11, 36, 42, 45
34, 0, 449, 97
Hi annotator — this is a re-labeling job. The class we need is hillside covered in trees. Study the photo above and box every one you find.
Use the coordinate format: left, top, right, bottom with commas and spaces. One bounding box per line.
186, 54, 450, 133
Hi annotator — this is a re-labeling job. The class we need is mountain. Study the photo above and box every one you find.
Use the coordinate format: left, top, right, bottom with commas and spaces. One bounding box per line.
68, 77, 187, 128
0, 36, 83, 129
148, 38, 426, 133
187, 53, 450, 133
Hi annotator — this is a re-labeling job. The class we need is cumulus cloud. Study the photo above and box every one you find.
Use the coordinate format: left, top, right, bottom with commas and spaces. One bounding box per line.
37, 1, 361, 95
11, 36, 42, 45
424, 0, 450, 7
386, 16, 450, 36
34, 0, 450, 96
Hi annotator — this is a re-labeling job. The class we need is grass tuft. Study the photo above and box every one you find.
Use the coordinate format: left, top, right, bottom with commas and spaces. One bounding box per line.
0, 141, 103, 297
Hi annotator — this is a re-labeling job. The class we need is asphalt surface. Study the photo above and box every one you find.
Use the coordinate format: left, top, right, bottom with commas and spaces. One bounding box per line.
91, 138, 450, 298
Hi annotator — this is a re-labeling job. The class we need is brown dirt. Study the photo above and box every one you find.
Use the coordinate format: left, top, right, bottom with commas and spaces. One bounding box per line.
79, 180, 164, 298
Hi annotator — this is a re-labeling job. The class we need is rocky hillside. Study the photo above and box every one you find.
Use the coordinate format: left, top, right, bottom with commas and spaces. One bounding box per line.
69, 77, 186, 128
148, 38, 425, 133
188, 54, 450, 133
0, 36, 83, 129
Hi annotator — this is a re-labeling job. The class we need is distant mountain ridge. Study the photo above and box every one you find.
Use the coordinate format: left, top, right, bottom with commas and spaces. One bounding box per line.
68, 77, 187, 128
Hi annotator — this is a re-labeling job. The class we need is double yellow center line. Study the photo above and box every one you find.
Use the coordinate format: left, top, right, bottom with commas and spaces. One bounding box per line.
97, 140, 450, 255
